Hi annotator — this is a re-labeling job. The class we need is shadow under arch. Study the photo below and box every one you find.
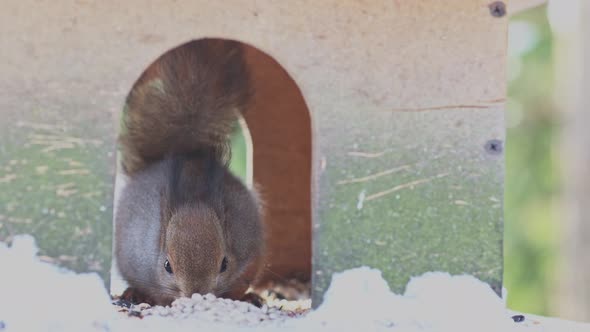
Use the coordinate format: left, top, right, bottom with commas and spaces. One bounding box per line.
239, 42, 313, 284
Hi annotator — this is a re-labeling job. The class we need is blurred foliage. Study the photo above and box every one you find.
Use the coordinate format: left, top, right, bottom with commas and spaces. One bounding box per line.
504, 5, 561, 316
229, 123, 248, 182
0, 123, 113, 282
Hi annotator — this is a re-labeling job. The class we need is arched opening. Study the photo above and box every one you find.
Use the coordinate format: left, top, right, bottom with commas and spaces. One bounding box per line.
228, 117, 254, 188
110, 38, 313, 298
241, 44, 313, 284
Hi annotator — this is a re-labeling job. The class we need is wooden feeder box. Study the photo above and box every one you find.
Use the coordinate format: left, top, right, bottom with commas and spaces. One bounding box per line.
0, 0, 508, 306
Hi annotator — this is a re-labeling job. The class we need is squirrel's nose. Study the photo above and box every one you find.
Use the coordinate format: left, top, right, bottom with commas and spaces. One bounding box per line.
183, 289, 201, 298
184, 286, 209, 299
182, 278, 215, 298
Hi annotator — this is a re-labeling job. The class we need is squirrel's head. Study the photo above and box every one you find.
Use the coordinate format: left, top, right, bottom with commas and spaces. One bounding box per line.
156, 203, 237, 303
148, 156, 242, 306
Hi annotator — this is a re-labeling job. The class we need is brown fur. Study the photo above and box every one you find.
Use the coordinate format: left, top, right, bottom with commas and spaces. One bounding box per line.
119, 38, 252, 175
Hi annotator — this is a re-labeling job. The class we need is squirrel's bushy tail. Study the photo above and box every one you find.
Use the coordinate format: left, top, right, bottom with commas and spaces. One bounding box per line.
119, 39, 252, 175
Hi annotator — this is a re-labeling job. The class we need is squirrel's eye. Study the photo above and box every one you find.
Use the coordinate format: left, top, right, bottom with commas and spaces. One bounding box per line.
220, 257, 228, 273
164, 259, 173, 274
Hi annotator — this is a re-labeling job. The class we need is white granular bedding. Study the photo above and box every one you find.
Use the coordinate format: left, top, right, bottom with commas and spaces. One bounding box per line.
0, 235, 588, 332
114, 292, 308, 325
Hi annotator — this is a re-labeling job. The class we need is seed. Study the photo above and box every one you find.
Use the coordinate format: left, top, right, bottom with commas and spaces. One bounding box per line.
128, 310, 142, 318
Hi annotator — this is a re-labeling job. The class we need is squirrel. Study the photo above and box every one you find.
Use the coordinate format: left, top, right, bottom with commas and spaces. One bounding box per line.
114, 39, 264, 306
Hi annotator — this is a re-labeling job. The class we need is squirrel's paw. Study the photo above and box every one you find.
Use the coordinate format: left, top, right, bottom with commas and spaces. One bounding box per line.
240, 292, 265, 308
119, 287, 155, 305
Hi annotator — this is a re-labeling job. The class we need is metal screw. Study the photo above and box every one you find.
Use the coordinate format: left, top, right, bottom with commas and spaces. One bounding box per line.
485, 139, 503, 155
488, 1, 507, 17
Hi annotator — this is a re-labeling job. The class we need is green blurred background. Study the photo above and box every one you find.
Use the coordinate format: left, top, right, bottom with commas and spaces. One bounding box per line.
504, 4, 561, 316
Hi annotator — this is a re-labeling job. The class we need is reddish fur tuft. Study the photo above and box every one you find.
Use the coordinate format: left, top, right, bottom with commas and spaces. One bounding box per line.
119, 39, 252, 175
